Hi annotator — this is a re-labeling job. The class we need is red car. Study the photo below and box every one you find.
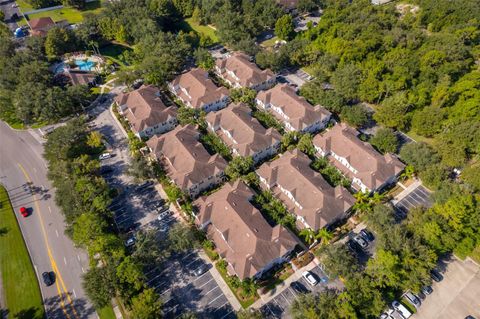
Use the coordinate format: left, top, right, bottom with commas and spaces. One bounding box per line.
19, 207, 28, 217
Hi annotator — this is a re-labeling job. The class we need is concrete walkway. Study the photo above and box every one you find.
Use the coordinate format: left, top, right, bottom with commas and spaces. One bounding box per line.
197, 250, 242, 311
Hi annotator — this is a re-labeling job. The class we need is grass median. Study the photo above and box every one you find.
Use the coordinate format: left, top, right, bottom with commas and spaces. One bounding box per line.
0, 185, 44, 319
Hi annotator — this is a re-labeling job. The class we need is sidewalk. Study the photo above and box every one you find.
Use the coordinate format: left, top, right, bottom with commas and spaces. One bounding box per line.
197, 250, 242, 311
251, 258, 320, 309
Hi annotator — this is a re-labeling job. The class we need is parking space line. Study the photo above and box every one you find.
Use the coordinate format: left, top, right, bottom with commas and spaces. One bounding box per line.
280, 292, 290, 304
192, 271, 210, 283
160, 287, 171, 296
207, 293, 224, 305
407, 194, 422, 205
220, 309, 234, 319
180, 251, 196, 262
288, 287, 297, 297
185, 258, 201, 267
165, 304, 179, 314
197, 277, 215, 289
215, 300, 230, 311
410, 192, 426, 203
203, 285, 220, 296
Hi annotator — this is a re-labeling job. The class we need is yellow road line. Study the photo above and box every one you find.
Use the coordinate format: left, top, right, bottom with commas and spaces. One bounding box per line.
17, 163, 78, 319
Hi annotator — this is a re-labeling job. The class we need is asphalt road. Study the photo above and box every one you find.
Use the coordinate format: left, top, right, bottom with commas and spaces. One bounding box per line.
0, 0, 20, 31
0, 121, 95, 319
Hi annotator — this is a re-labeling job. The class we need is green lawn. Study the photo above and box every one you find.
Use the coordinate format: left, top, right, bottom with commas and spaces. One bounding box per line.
0, 109, 25, 129
0, 186, 44, 319
260, 36, 278, 48
19, 0, 104, 25
99, 43, 132, 67
215, 263, 258, 308
16, 0, 35, 13
97, 305, 116, 319
179, 18, 219, 44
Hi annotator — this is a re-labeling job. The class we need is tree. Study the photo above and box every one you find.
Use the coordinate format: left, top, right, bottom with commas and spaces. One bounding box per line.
299, 228, 316, 245
225, 156, 254, 180
364, 204, 396, 234
366, 249, 401, 288
62, 0, 85, 8
230, 87, 257, 106
82, 266, 116, 308
177, 107, 198, 126
168, 223, 200, 252
275, 15, 295, 41
131, 288, 163, 319
374, 91, 412, 130
340, 104, 369, 128
194, 48, 215, 69
318, 244, 357, 279
399, 142, 441, 172
462, 163, 480, 191
316, 228, 334, 245
419, 163, 448, 190
331, 64, 361, 102
370, 128, 398, 154
297, 133, 315, 157
127, 156, 153, 182
86, 131, 103, 149
132, 230, 169, 267
45, 27, 77, 57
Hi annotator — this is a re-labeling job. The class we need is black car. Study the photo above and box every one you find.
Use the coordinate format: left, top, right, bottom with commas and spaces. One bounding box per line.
360, 229, 375, 242
430, 269, 443, 282
421, 285, 433, 295
290, 281, 310, 294
100, 166, 114, 174
42, 271, 55, 286
346, 240, 363, 255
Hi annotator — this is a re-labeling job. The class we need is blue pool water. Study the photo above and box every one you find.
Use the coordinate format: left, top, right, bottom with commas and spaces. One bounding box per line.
75, 59, 95, 71
54, 58, 96, 74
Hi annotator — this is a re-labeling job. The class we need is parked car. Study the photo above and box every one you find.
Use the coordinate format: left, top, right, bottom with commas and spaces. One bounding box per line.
290, 281, 310, 294
19, 206, 28, 217
99, 153, 111, 160
421, 285, 433, 295
302, 271, 318, 286
42, 271, 54, 286
193, 264, 209, 277
353, 235, 368, 249
379, 313, 393, 319
404, 291, 421, 308
125, 236, 136, 247
430, 269, 443, 282
360, 229, 375, 242
100, 166, 114, 174
346, 240, 362, 255
392, 301, 412, 319
157, 211, 170, 220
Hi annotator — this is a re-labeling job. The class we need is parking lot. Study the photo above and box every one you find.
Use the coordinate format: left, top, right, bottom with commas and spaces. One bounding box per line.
294, 12, 321, 32
145, 251, 235, 319
413, 258, 480, 319
393, 184, 432, 218
277, 68, 313, 88
260, 265, 342, 318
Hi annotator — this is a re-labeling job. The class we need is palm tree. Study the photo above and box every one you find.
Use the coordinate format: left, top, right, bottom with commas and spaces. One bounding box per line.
353, 191, 370, 213
370, 192, 385, 205
316, 228, 334, 245
299, 228, 316, 245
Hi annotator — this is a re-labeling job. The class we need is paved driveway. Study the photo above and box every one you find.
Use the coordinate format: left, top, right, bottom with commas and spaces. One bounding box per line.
145, 251, 235, 319
413, 258, 480, 319
260, 265, 342, 318
393, 184, 432, 218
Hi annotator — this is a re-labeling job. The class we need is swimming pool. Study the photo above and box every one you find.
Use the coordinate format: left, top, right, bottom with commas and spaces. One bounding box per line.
75, 59, 96, 71
54, 58, 97, 74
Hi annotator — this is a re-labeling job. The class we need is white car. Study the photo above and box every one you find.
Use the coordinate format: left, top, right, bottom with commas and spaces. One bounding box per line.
99, 153, 111, 160
124, 236, 136, 247
302, 271, 318, 286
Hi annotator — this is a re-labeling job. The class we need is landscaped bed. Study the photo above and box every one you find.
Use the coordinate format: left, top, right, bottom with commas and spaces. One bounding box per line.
0, 186, 44, 319
215, 260, 259, 308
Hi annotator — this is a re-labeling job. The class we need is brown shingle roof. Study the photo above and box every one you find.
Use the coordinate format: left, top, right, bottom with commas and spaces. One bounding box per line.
115, 85, 177, 134
146, 125, 227, 190
170, 68, 229, 109
256, 84, 331, 131
313, 123, 406, 191
215, 52, 275, 88
66, 70, 96, 86
29, 17, 55, 30
205, 103, 282, 158
195, 181, 300, 279
257, 149, 355, 231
